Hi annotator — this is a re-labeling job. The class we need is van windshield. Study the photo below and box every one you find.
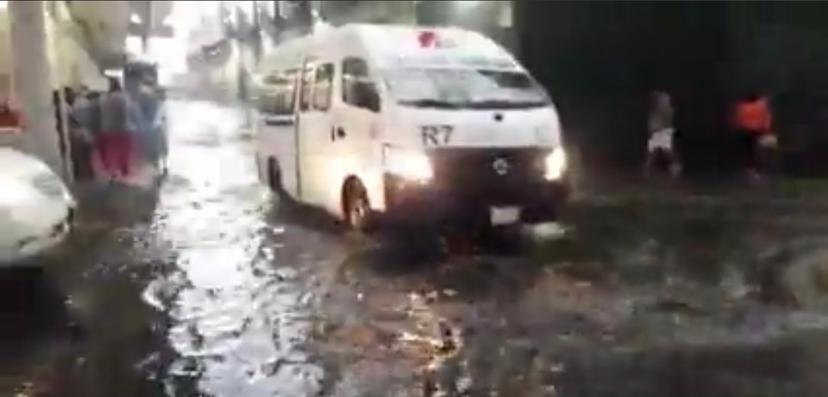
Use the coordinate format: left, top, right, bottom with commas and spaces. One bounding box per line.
384, 68, 551, 110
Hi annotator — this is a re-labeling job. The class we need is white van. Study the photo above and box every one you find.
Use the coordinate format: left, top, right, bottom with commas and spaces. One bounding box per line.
253, 24, 568, 230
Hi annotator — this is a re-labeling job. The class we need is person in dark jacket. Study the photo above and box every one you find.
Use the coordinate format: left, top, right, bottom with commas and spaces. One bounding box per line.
68, 86, 95, 180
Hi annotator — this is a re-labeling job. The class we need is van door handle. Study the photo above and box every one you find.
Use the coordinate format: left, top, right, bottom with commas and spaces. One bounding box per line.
336, 126, 346, 139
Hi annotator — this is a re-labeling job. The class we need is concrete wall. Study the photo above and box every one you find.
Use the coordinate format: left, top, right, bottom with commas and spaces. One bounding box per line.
0, 1, 63, 174
65, 0, 130, 69
0, 9, 11, 100
417, 1, 516, 55
0, 1, 109, 176
320, 1, 415, 26
48, 1, 108, 90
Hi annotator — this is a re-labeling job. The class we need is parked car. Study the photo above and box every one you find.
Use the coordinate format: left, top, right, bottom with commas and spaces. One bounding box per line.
0, 148, 75, 264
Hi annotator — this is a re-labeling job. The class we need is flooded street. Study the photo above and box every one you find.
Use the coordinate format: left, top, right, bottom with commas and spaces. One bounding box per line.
5, 100, 828, 396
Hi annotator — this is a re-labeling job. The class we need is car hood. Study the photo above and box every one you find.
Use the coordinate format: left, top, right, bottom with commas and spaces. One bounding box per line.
0, 148, 74, 262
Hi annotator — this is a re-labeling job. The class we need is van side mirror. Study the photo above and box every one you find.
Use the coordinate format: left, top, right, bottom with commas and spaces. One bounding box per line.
354, 82, 380, 112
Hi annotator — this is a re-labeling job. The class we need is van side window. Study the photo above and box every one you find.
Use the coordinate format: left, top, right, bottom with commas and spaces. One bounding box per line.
342, 57, 380, 112
258, 68, 297, 115
299, 64, 314, 112
313, 63, 334, 111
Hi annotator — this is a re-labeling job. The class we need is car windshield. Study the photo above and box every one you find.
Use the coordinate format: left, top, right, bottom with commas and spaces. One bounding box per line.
383, 68, 550, 109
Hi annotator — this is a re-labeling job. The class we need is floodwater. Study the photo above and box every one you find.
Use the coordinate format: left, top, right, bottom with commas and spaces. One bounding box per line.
4, 100, 828, 396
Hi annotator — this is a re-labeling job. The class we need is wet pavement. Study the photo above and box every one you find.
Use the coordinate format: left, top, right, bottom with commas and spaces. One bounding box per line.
6, 100, 828, 396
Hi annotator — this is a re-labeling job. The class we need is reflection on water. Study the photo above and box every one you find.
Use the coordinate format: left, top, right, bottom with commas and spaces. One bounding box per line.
144, 102, 323, 396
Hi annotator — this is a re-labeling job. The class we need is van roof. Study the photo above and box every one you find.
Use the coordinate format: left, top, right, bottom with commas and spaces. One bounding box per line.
259, 23, 520, 72
342, 24, 517, 69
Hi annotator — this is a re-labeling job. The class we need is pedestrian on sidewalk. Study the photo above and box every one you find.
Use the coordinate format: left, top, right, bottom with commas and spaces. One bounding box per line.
68, 86, 96, 180
645, 90, 681, 177
126, 80, 166, 175
97, 78, 133, 180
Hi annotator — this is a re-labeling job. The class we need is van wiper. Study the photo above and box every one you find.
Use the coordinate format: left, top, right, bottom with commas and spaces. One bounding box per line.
466, 99, 549, 109
398, 99, 461, 109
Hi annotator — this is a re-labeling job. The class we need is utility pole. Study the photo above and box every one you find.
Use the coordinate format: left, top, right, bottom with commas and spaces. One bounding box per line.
142, 0, 152, 54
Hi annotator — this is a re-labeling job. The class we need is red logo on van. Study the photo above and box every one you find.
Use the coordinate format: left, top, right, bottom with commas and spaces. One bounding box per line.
418, 31, 457, 49
418, 31, 438, 48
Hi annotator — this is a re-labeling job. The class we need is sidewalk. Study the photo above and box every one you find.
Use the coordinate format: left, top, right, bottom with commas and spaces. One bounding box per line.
573, 171, 828, 214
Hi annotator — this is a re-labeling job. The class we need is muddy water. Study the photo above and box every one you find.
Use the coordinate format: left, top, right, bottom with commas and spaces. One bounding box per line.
0, 101, 348, 397
311, 200, 828, 396
144, 102, 336, 396
461, 210, 828, 396
7, 100, 828, 397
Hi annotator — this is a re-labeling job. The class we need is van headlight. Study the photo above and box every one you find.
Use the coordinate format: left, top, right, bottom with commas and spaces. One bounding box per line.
544, 146, 567, 180
384, 146, 433, 182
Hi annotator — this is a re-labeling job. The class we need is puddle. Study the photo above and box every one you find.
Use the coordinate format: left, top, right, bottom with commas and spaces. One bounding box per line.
141, 101, 326, 396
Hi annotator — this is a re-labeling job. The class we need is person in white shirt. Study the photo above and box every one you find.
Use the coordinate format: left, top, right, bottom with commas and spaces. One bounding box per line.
645, 90, 681, 177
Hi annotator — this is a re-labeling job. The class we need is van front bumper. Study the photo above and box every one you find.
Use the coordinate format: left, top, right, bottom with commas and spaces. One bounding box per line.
382, 173, 569, 228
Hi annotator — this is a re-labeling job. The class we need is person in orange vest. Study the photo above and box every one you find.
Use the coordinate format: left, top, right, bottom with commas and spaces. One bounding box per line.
731, 92, 777, 178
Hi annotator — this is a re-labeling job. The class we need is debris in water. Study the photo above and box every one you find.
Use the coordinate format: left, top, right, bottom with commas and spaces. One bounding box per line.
648, 296, 705, 316
549, 362, 565, 373
438, 321, 456, 353
426, 290, 439, 303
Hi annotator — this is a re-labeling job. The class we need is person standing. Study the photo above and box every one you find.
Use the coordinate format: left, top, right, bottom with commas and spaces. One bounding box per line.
97, 78, 132, 180
645, 90, 681, 177
125, 81, 163, 174
731, 92, 776, 178
52, 89, 70, 164
68, 86, 95, 180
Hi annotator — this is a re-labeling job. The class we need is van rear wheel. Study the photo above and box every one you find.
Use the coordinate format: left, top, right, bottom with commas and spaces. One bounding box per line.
267, 158, 284, 196
343, 180, 371, 231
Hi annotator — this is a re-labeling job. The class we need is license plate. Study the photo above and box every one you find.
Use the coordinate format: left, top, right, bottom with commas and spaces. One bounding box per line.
490, 206, 520, 225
